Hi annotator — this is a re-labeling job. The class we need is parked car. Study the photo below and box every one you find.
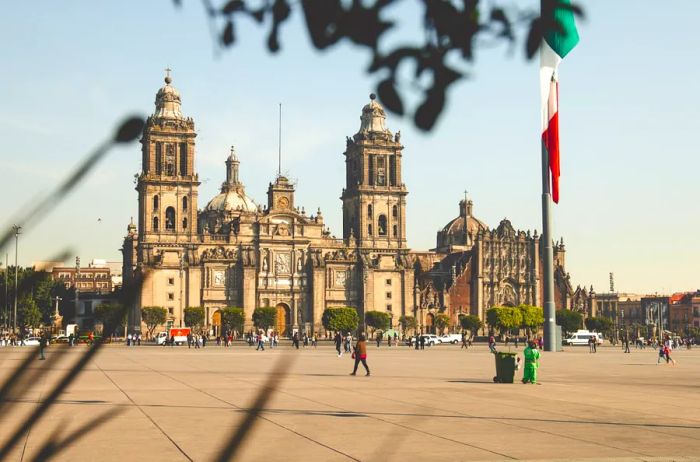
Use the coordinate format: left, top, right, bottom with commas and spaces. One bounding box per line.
406, 334, 440, 346
439, 334, 462, 344
22, 337, 41, 346
563, 330, 603, 346
53, 335, 70, 344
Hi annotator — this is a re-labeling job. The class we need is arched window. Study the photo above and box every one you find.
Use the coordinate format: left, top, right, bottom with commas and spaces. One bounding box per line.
153, 195, 159, 210
392, 225, 397, 237
378, 215, 387, 236
367, 204, 373, 218
368, 224, 373, 236
182, 196, 188, 211
165, 207, 176, 230
392, 205, 398, 218
153, 216, 159, 231
182, 217, 188, 230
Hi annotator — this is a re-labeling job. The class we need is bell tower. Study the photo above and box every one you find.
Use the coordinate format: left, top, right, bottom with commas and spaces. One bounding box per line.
137, 70, 199, 244
341, 94, 407, 250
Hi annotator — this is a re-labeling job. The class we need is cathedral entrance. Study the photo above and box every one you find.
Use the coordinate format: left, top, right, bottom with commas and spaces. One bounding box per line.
212, 310, 222, 337
276, 303, 290, 336
425, 313, 435, 334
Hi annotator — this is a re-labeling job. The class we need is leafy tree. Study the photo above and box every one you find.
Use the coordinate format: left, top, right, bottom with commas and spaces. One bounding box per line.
141, 306, 167, 338
322, 307, 359, 334
433, 313, 451, 334
556, 309, 583, 335
19, 296, 41, 329
221, 307, 245, 333
486, 306, 522, 336
184, 307, 205, 331
252, 307, 277, 330
586, 316, 613, 336
398, 315, 418, 335
459, 314, 483, 337
364, 311, 390, 335
518, 304, 544, 337
94, 303, 127, 335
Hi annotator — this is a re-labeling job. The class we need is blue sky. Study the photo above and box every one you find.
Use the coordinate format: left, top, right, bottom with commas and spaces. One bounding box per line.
0, 1, 698, 294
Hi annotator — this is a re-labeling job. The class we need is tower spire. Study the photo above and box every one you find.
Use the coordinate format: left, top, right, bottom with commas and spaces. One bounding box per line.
225, 145, 242, 190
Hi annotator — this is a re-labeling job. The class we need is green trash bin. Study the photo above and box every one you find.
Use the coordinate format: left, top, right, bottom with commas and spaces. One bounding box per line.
493, 351, 517, 383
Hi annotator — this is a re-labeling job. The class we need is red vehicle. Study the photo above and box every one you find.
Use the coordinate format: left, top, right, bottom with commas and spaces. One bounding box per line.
156, 328, 191, 345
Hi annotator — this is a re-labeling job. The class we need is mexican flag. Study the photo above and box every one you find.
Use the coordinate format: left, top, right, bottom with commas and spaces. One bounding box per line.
540, 0, 579, 204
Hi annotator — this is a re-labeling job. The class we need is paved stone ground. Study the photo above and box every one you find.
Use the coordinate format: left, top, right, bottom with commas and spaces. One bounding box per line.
1, 342, 699, 461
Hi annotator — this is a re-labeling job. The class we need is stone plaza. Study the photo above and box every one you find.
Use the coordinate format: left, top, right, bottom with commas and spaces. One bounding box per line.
1, 343, 700, 461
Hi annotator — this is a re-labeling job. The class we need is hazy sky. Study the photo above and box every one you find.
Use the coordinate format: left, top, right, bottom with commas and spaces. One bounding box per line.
1, 1, 698, 294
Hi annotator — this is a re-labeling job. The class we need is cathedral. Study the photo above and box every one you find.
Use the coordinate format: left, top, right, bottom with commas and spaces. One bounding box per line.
122, 73, 576, 337
122, 73, 413, 336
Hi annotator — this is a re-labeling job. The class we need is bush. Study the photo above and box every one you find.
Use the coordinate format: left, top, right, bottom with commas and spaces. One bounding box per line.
459, 314, 483, 336
221, 307, 245, 333
365, 311, 391, 333
556, 309, 583, 335
184, 307, 205, 330
486, 306, 522, 335
253, 307, 277, 330
322, 307, 359, 334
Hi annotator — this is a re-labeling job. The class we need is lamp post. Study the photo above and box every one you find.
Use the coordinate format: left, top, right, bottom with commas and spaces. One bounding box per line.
12, 225, 21, 333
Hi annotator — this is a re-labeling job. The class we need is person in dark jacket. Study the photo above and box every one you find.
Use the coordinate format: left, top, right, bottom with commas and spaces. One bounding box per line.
334, 332, 343, 357
39, 331, 48, 360
350, 334, 370, 376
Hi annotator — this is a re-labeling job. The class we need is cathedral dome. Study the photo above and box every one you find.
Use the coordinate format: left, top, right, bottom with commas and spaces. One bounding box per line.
358, 93, 392, 135
435, 198, 487, 251
205, 189, 257, 213
153, 71, 184, 119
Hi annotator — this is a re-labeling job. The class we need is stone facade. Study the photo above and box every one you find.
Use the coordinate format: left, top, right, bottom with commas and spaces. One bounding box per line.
122, 78, 414, 335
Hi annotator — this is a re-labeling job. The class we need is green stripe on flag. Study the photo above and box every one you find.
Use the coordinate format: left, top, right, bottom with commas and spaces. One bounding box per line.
543, 0, 580, 58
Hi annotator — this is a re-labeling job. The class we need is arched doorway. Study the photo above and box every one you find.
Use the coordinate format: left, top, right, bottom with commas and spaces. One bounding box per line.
276, 303, 290, 336
425, 313, 435, 334
212, 310, 222, 337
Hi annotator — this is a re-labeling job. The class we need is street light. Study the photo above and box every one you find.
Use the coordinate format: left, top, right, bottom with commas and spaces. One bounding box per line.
12, 225, 21, 334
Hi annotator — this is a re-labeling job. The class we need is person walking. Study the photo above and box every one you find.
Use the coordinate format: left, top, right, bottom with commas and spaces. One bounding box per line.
345, 333, 352, 353
623, 336, 630, 353
588, 336, 596, 353
38, 331, 47, 360
488, 335, 497, 354
461, 333, 468, 350
292, 332, 300, 349
522, 340, 541, 384
376, 332, 382, 348
419, 334, 425, 350
256, 331, 265, 351
414, 334, 420, 350
350, 334, 370, 376
334, 332, 342, 357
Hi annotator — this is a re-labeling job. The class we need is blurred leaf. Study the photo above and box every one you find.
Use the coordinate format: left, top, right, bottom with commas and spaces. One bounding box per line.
414, 89, 445, 131
526, 18, 542, 59
222, 21, 235, 46
114, 116, 145, 143
222, 0, 244, 14
377, 79, 403, 116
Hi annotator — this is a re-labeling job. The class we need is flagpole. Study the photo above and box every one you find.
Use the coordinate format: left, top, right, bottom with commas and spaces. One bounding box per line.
541, 138, 556, 352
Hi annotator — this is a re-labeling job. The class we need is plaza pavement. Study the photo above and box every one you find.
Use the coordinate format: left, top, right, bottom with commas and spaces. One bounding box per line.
1, 341, 700, 462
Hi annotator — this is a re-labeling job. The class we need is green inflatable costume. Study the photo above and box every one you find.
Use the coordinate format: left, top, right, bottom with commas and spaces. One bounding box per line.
522, 343, 541, 384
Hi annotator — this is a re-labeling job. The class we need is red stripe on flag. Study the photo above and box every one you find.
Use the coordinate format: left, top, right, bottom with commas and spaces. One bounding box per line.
546, 111, 560, 203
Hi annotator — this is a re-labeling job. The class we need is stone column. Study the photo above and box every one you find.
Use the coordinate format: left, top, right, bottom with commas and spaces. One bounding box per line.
242, 266, 256, 332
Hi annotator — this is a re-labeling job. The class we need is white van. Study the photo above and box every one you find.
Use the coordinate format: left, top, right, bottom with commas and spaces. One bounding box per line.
564, 330, 603, 346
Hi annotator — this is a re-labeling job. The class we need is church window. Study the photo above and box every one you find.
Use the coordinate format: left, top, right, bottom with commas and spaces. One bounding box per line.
168, 278, 174, 285
182, 217, 188, 230
153, 216, 159, 231
155, 142, 162, 174
376, 156, 386, 186
389, 155, 396, 186
179, 143, 188, 175
392, 205, 397, 218
392, 225, 397, 237
386, 292, 392, 299
367, 204, 373, 218
368, 155, 375, 186
165, 207, 176, 230
165, 145, 175, 176
153, 195, 159, 210
168, 307, 174, 315
378, 215, 387, 236
386, 279, 392, 286
182, 196, 188, 211
368, 224, 373, 236
167, 293, 174, 301
386, 304, 393, 311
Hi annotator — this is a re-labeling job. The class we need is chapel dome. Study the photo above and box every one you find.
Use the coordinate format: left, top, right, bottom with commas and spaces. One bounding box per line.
435, 198, 487, 250
153, 71, 184, 119
205, 189, 257, 213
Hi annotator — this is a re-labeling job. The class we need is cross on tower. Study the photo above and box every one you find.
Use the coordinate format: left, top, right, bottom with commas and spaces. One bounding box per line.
165, 67, 172, 78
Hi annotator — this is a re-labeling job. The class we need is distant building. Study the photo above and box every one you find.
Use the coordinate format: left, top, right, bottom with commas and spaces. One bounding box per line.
641, 296, 670, 335
669, 291, 698, 333
51, 258, 112, 293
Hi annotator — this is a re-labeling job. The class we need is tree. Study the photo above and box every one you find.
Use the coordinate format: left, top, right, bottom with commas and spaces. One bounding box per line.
19, 296, 41, 329
556, 309, 583, 335
191, 0, 583, 131
364, 311, 390, 335
459, 314, 483, 337
586, 316, 613, 336
184, 307, 205, 331
94, 303, 127, 335
141, 306, 167, 338
433, 313, 451, 335
221, 307, 245, 334
252, 307, 277, 331
398, 315, 418, 336
486, 306, 522, 336
518, 304, 544, 337
322, 307, 359, 334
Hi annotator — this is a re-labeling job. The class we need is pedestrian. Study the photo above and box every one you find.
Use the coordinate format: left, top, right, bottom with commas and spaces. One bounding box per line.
461, 333, 468, 350
333, 332, 343, 357
414, 334, 420, 350
376, 332, 382, 348
202, 334, 207, 348
420, 334, 425, 350
195, 334, 201, 349
170, 334, 175, 347
39, 331, 47, 360
293, 332, 300, 349
137, 334, 141, 346
514, 337, 519, 349
68, 332, 74, 347
522, 340, 541, 384
350, 334, 370, 376
345, 333, 352, 353
312, 334, 317, 348
623, 336, 630, 353
488, 334, 497, 353
127, 333, 132, 347
256, 332, 265, 351
187, 333, 193, 349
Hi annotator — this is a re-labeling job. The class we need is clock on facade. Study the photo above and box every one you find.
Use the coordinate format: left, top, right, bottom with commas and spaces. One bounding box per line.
213, 270, 225, 286
277, 196, 289, 209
